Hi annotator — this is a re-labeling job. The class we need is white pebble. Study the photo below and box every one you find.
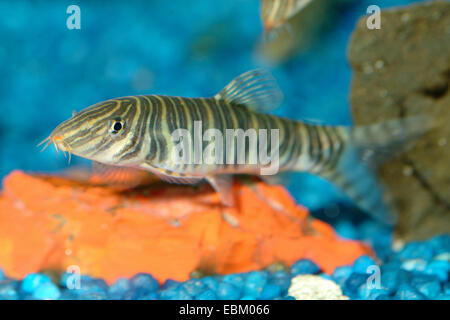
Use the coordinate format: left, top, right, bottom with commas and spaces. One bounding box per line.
288, 275, 349, 300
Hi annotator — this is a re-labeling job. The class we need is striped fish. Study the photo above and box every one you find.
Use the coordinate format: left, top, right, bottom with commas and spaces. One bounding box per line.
40, 70, 433, 224
261, 0, 313, 32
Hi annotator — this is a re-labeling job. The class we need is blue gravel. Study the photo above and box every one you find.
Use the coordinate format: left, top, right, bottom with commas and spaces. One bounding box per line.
108, 278, 130, 299
200, 276, 220, 292
0, 234, 447, 300
343, 273, 370, 299
352, 255, 377, 274
410, 274, 441, 299
129, 273, 159, 293
332, 266, 353, 287
0, 280, 20, 300
269, 270, 291, 295
32, 282, 61, 300
196, 289, 217, 300
222, 274, 246, 290
398, 242, 435, 261
20, 273, 52, 294
259, 284, 282, 300
243, 271, 269, 298
394, 283, 427, 300
291, 259, 320, 276
424, 260, 449, 282
181, 279, 206, 297
216, 282, 241, 300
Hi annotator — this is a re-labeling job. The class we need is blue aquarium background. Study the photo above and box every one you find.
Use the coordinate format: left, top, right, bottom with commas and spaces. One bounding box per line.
0, 0, 424, 214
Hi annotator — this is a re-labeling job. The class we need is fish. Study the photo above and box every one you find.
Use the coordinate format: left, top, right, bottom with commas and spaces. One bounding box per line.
261, 0, 313, 33
40, 69, 434, 225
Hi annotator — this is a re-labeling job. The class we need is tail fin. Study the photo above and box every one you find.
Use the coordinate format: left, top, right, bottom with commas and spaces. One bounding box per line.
350, 116, 435, 170
321, 115, 435, 225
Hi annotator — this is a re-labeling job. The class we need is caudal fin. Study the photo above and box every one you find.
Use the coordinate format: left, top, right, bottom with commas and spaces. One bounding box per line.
350, 116, 435, 170
321, 115, 435, 225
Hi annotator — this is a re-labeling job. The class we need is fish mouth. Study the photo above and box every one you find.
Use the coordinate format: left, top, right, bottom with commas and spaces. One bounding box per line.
38, 134, 73, 164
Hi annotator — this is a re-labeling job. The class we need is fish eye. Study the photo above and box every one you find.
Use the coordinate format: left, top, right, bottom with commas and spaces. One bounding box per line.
110, 119, 124, 134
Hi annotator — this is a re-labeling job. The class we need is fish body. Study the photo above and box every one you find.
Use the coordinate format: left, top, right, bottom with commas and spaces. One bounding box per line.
261, 0, 313, 31
54, 95, 342, 175
43, 70, 433, 224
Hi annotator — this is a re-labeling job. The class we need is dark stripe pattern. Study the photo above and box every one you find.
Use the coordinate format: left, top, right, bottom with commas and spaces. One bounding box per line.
50, 94, 348, 178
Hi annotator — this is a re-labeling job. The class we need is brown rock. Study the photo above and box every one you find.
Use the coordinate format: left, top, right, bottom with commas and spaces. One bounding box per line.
348, 1, 450, 241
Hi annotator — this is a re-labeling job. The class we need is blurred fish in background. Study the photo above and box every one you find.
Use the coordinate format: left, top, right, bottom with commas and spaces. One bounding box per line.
261, 0, 313, 34
257, 0, 357, 63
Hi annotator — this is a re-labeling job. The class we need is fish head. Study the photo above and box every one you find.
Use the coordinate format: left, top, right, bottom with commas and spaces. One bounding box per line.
40, 98, 140, 165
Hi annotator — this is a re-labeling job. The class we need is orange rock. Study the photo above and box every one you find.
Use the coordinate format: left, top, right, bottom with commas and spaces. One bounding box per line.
0, 170, 372, 284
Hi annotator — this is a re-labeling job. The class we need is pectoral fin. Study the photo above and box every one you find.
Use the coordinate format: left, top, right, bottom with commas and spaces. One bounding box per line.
139, 162, 203, 185
206, 175, 234, 206
91, 161, 155, 188
152, 172, 203, 185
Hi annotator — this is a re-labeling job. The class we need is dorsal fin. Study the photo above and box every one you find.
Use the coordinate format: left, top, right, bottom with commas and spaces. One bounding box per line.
214, 69, 283, 112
